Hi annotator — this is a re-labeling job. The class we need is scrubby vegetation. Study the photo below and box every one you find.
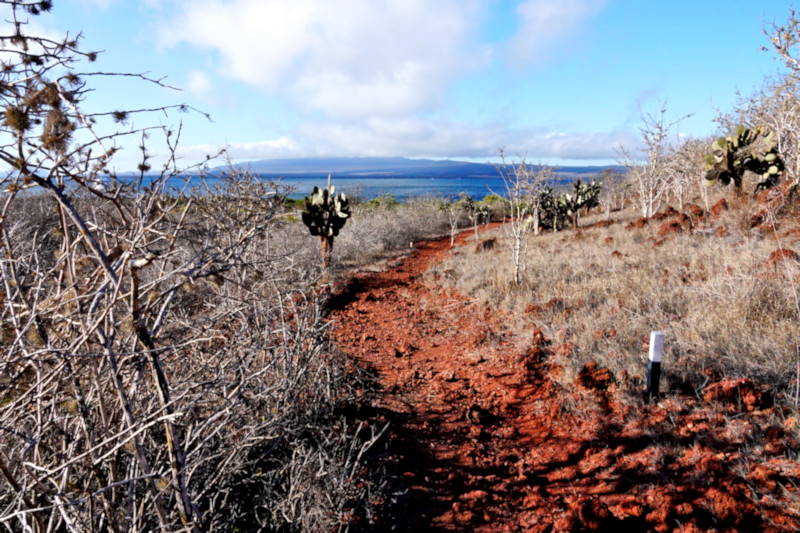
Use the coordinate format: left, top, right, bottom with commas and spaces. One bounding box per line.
427, 12, 800, 415
0, 2, 454, 529
4, 0, 800, 530
430, 197, 800, 400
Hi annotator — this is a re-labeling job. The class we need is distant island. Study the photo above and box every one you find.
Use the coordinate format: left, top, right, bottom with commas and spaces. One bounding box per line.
221, 157, 625, 179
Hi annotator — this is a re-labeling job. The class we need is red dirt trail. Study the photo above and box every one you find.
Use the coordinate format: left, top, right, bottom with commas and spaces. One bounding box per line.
328, 228, 800, 532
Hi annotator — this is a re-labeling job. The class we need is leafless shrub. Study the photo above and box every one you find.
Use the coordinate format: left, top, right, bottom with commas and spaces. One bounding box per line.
492, 150, 553, 285
619, 104, 695, 218
0, 4, 384, 530
597, 169, 629, 219
664, 136, 708, 211
332, 197, 450, 266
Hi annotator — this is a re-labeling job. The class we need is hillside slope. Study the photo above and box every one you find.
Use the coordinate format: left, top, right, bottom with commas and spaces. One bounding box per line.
329, 225, 800, 531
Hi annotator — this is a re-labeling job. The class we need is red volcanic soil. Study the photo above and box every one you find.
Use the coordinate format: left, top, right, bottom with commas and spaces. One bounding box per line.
328, 229, 800, 532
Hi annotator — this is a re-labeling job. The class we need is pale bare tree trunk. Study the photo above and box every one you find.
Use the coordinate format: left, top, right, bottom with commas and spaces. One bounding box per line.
492, 151, 552, 285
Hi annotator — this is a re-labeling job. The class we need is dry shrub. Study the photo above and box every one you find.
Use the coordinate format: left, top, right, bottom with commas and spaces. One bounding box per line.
0, 173, 389, 531
331, 198, 451, 267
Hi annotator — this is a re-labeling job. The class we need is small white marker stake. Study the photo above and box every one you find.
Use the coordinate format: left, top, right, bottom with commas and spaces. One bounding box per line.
646, 331, 664, 400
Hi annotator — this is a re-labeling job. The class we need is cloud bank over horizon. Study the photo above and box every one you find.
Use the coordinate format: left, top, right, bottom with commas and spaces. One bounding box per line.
36, 0, 792, 170
153, 0, 623, 165
174, 120, 639, 165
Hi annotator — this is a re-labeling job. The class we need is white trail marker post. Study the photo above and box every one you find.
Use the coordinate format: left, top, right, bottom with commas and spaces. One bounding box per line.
646, 331, 664, 401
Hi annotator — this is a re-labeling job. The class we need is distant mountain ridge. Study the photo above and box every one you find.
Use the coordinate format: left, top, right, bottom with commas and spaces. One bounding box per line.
226, 157, 624, 178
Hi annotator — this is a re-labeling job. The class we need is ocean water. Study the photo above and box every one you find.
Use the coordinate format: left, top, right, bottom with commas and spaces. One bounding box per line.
130, 174, 576, 203
279, 176, 515, 202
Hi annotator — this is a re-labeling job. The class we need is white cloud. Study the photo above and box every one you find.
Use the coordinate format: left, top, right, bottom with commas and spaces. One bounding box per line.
509, 0, 605, 65
145, 1, 623, 165
295, 118, 635, 161
182, 137, 300, 162
172, 118, 636, 164
158, 0, 488, 119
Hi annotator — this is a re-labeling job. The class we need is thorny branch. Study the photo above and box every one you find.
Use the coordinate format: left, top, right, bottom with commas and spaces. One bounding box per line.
0, 2, 386, 531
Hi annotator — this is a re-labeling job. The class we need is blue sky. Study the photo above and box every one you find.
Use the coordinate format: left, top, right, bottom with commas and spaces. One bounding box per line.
20, 0, 798, 171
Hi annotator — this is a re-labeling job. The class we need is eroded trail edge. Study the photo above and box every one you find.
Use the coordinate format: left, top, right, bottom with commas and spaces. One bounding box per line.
329, 229, 800, 532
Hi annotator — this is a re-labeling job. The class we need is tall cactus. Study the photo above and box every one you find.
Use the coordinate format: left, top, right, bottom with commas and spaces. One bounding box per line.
538, 186, 559, 230
557, 179, 602, 230
537, 180, 601, 231
704, 125, 784, 192
301, 175, 351, 270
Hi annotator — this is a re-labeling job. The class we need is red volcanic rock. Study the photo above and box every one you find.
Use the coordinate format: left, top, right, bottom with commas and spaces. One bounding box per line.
751, 210, 767, 228
589, 219, 613, 229
700, 487, 747, 524
677, 213, 693, 230
715, 225, 728, 238
576, 361, 614, 390
459, 489, 488, 502
634, 217, 649, 228
615, 496, 645, 518
686, 203, 705, 218
524, 303, 542, 315
543, 297, 566, 312
657, 220, 682, 237
610, 250, 625, 259
554, 342, 575, 358
765, 248, 799, 269
592, 329, 617, 341
326, 225, 800, 532
532, 327, 549, 346
573, 496, 612, 531
780, 227, 800, 243
764, 425, 786, 455
710, 198, 729, 216
703, 378, 773, 411
653, 206, 679, 220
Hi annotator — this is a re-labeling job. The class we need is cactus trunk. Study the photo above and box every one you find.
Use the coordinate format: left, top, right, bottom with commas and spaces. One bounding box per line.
320, 235, 333, 270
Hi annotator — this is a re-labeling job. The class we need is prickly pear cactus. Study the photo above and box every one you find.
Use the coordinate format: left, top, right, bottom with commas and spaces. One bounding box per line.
561, 179, 602, 229
538, 180, 601, 231
301, 175, 350, 270
704, 125, 784, 191
538, 186, 561, 230
301, 182, 350, 238
474, 204, 491, 225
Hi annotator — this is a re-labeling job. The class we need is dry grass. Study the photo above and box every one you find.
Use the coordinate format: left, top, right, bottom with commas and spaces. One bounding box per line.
429, 195, 800, 403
